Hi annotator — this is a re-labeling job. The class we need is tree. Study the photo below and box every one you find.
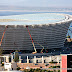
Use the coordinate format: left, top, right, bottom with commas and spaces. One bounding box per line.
0, 47, 3, 65
67, 35, 70, 38
0, 47, 3, 55
58, 70, 60, 72
23, 69, 29, 72
41, 69, 47, 72
29, 68, 34, 72
14, 50, 19, 62
54, 70, 56, 72
17, 67, 21, 70
45, 64, 49, 68
34, 68, 41, 72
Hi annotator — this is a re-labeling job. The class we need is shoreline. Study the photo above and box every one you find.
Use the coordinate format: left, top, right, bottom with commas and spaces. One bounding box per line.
0, 10, 72, 12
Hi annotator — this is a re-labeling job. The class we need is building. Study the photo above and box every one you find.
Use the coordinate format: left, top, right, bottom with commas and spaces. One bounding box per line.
61, 54, 72, 72
0, 13, 72, 52
4, 63, 17, 70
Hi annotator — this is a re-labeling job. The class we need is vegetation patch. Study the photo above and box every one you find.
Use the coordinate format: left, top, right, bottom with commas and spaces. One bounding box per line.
17, 67, 21, 70
49, 66, 60, 68
49, 60, 58, 63
23, 68, 60, 72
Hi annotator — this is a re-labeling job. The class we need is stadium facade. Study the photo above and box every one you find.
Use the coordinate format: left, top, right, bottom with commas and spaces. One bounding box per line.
0, 13, 72, 51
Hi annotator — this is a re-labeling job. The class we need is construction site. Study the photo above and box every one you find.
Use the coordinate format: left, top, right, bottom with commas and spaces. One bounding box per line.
0, 13, 72, 72
0, 13, 71, 55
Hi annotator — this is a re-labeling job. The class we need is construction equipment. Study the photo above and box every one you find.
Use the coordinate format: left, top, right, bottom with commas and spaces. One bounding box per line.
66, 28, 72, 38
0, 26, 8, 46
33, 40, 44, 53
26, 26, 37, 54
31, 39, 48, 53
43, 42, 48, 53
26, 25, 48, 54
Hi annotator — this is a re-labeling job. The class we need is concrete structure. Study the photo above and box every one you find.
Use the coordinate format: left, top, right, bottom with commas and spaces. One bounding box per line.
0, 13, 72, 51
27, 56, 29, 63
61, 54, 72, 72
61, 54, 67, 72
0, 55, 9, 63
19, 56, 22, 63
4, 63, 17, 70
34, 56, 36, 63
11, 54, 14, 63
42, 56, 44, 63
9, 53, 61, 63
4, 63, 12, 70
0, 54, 61, 64
20, 54, 61, 63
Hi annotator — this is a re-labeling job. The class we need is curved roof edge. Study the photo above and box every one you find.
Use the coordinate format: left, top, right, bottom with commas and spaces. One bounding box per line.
0, 14, 72, 28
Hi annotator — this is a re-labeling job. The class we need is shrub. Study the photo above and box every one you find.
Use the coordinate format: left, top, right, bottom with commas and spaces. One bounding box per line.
23, 68, 57, 72
1, 61, 2, 64
50, 71, 53, 72
51, 66, 52, 67
14, 51, 19, 62
58, 70, 60, 72
52, 66, 56, 68
35, 68, 41, 71
2, 63, 4, 66
41, 69, 47, 72
54, 70, 56, 72
67, 36, 70, 38
49, 66, 60, 68
45, 64, 49, 66
49, 61, 58, 63
17, 67, 21, 70
23, 69, 29, 72
57, 66, 60, 68
29, 68, 34, 72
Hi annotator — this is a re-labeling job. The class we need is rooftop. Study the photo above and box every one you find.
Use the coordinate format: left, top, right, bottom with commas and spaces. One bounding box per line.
0, 13, 70, 25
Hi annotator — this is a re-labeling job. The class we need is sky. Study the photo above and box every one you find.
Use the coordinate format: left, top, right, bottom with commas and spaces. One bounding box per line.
0, 0, 72, 7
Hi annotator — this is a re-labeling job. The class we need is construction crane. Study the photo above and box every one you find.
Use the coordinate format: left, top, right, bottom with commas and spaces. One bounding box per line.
26, 25, 48, 54
0, 26, 8, 46
26, 26, 37, 54
33, 40, 44, 53
30, 38, 48, 53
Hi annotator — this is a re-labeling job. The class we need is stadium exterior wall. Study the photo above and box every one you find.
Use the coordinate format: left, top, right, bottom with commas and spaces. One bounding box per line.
0, 16, 72, 50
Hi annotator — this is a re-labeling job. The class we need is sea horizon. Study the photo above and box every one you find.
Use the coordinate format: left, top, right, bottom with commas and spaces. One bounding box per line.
0, 11, 72, 16
0, 6, 72, 12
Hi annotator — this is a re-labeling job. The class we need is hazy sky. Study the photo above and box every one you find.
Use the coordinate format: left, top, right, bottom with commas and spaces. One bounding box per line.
0, 0, 72, 7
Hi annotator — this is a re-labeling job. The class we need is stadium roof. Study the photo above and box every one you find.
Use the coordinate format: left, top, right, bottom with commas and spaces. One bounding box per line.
0, 13, 68, 25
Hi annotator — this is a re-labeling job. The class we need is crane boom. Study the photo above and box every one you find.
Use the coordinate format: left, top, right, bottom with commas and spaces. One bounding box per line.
26, 26, 48, 53
33, 40, 44, 49
33, 40, 44, 53
26, 26, 37, 54
0, 26, 8, 46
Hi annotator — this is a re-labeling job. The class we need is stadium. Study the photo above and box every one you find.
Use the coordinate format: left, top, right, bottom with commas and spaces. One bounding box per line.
0, 13, 72, 53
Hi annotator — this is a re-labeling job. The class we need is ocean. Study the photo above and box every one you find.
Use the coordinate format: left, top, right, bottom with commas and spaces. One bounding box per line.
0, 11, 72, 16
